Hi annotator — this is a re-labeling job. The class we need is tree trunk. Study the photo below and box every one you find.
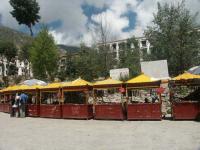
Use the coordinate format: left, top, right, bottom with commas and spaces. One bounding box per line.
28, 24, 33, 37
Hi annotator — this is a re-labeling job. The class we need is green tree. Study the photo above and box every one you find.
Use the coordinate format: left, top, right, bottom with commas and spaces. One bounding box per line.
19, 43, 31, 61
118, 37, 141, 77
0, 41, 17, 62
74, 43, 99, 81
30, 27, 58, 81
145, 1, 200, 76
10, 0, 40, 36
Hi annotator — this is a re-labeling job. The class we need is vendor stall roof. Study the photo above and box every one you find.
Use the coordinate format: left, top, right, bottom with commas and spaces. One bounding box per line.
40, 82, 62, 89
172, 72, 200, 80
0, 84, 44, 92
93, 78, 122, 86
126, 73, 158, 84
0, 85, 19, 92
17, 85, 44, 91
65, 78, 92, 87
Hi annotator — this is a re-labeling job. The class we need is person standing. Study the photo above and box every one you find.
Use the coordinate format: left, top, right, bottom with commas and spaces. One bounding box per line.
10, 95, 15, 117
19, 93, 28, 118
15, 95, 20, 117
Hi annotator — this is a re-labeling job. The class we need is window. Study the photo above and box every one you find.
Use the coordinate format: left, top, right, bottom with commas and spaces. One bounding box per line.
64, 91, 86, 104
41, 92, 59, 104
94, 88, 122, 103
127, 89, 160, 103
112, 43, 116, 50
141, 40, 147, 47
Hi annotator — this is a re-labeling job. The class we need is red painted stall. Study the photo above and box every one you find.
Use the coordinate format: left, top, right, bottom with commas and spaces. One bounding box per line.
62, 78, 93, 119
93, 78, 125, 120
3, 103, 11, 113
172, 101, 200, 120
170, 73, 200, 120
40, 83, 62, 119
0, 103, 3, 112
126, 74, 162, 120
95, 103, 124, 120
0, 84, 42, 116
15, 85, 42, 117
0, 86, 17, 113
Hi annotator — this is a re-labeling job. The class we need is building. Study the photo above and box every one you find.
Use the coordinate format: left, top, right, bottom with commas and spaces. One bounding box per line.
57, 45, 80, 72
97, 37, 151, 61
0, 56, 33, 77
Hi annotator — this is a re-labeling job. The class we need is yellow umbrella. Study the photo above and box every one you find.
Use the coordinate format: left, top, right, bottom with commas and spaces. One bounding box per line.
172, 72, 200, 80
93, 78, 122, 86
126, 73, 157, 84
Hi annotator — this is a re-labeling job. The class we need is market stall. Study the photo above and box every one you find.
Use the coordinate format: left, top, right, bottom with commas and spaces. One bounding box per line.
16, 85, 42, 117
170, 72, 200, 120
39, 83, 62, 118
0, 85, 18, 113
93, 78, 125, 120
126, 74, 162, 120
61, 78, 93, 119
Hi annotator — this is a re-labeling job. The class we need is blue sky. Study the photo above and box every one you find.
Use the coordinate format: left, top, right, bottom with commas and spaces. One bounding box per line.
0, 0, 199, 46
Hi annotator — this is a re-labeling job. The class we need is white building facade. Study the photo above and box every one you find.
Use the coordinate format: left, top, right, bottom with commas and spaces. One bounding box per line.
0, 56, 33, 77
97, 37, 151, 61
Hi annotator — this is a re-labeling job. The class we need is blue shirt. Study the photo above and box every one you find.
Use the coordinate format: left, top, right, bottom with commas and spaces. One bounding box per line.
20, 93, 28, 104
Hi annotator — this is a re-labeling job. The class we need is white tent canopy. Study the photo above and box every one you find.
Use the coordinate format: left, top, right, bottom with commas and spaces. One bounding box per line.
20, 79, 47, 86
188, 66, 200, 75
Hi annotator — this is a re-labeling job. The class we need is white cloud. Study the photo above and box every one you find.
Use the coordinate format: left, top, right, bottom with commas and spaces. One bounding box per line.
0, 0, 199, 46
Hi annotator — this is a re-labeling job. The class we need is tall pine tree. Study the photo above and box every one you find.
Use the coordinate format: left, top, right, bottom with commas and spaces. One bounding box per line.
30, 27, 58, 81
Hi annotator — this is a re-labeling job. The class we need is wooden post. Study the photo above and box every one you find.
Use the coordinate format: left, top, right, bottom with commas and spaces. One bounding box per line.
58, 89, 60, 105
125, 87, 129, 104
39, 91, 42, 104
61, 88, 64, 104
85, 89, 89, 104
36, 89, 38, 105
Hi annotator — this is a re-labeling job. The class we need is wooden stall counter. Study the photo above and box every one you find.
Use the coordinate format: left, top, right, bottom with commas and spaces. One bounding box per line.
27, 104, 40, 117
62, 104, 93, 119
127, 103, 162, 120
0, 103, 3, 112
40, 104, 62, 118
3, 103, 11, 113
172, 101, 200, 120
95, 103, 125, 120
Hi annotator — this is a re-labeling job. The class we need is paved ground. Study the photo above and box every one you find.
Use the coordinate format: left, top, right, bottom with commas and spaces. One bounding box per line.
0, 113, 200, 150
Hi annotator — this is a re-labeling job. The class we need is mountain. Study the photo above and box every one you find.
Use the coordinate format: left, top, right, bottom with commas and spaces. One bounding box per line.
57, 44, 80, 54
0, 25, 33, 47
0, 25, 80, 53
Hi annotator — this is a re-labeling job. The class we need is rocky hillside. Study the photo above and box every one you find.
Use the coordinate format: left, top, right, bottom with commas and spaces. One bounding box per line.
0, 25, 33, 47
0, 25, 80, 53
